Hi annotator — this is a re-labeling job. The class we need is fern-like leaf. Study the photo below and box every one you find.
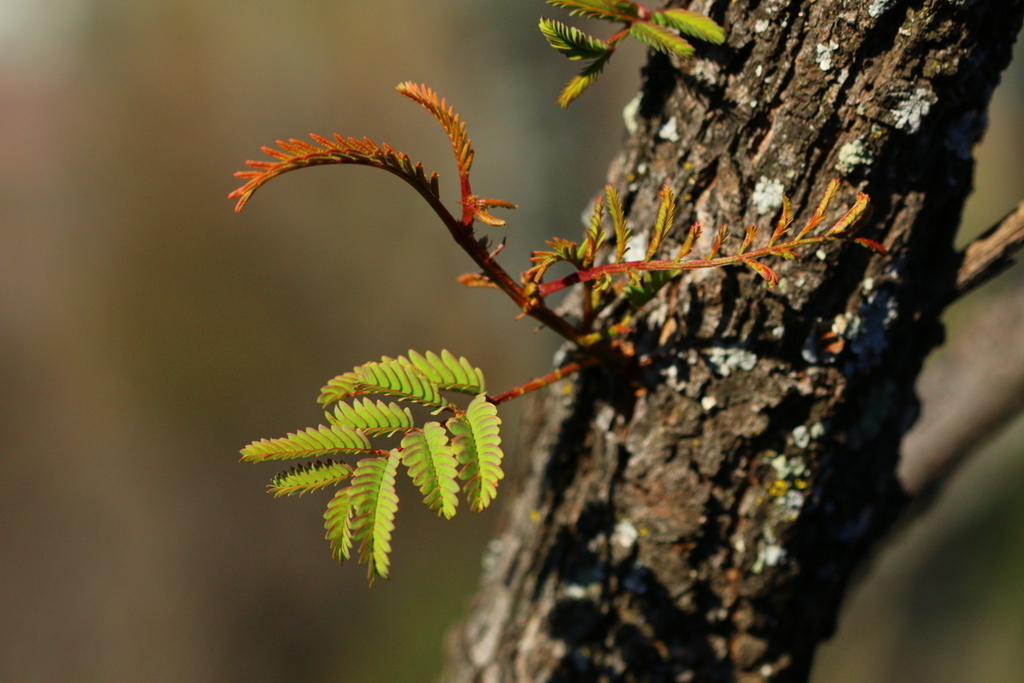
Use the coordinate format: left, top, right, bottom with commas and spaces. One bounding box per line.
539, 18, 614, 61
606, 185, 631, 264
546, 0, 636, 21
447, 395, 504, 512
557, 52, 613, 108
270, 459, 353, 497
324, 487, 356, 563
743, 259, 780, 288
349, 452, 401, 582
826, 192, 873, 237
580, 196, 607, 267
326, 398, 414, 437
240, 424, 374, 462
318, 356, 452, 413
396, 82, 474, 178
229, 135, 440, 212
646, 185, 676, 260
629, 22, 695, 59
400, 422, 459, 519
406, 350, 486, 395
653, 9, 726, 45
798, 179, 841, 238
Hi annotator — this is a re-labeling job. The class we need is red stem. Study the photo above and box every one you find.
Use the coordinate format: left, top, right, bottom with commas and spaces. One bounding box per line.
537, 236, 836, 298
488, 358, 598, 406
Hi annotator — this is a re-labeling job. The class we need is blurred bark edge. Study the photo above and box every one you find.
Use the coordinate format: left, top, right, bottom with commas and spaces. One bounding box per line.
443, 2, 1024, 682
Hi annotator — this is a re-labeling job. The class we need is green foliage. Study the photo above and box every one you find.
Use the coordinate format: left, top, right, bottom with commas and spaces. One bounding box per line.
448, 395, 504, 512
400, 422, 460, 519
242, 352, 503, 583
348, 452, 401, 582
540, 0, 725, 107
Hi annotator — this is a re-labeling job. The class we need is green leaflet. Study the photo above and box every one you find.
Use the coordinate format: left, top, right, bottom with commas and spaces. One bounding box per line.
324, 487, 355, 563
240, 423, 374, 461
349, 452, 401, 582
318, 356, 452, 412
270, 459, 354, 497
546, 0, 635, 22
539, 18, 614, 61
448, 395, 504, 512
406, 350, 486, 395
327, 398, 414, 436
401, 422, 459, 519
653, 9, 726, 45
629, 21, 695, 59
557, 50, 612, 109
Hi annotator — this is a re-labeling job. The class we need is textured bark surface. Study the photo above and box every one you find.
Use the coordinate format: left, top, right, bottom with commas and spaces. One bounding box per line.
443, 1, 1024, 682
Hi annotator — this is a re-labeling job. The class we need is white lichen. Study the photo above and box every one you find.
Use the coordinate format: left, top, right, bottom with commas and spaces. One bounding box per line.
770, 454, 806, 479
891, 86, 936, 133
701, 396, 718, 411
705, 346, 759, 376
836, 139, 873, 173
611, 521, 639, 549
868, 0, 895, 18
752, 176, 786, 215
754, 542, 787, 573
658, 116, 680, 142
754, 19, 770, 33
815, 41, 839, 71
791, 425, 811, 448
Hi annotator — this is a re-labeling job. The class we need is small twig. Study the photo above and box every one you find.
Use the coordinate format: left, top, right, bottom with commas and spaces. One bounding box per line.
953, 199, 1024, 300
488, 358, 599, 405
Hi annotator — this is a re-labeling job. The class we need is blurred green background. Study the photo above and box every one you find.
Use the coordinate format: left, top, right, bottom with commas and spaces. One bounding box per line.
0, 2, 1020, 682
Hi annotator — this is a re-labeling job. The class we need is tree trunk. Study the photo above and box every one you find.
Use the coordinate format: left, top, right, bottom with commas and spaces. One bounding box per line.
443, 1, 1024, 681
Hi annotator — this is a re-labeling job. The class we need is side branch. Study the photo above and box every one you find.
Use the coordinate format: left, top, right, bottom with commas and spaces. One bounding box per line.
953, 199, 1024, 300
488, 358, 599, 406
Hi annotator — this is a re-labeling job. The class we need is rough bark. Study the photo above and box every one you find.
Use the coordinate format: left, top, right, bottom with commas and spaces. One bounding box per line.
443, 1, 1024, 682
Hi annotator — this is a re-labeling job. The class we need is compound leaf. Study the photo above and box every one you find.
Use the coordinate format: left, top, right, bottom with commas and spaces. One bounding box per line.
270, 459, 353, 497
318, 356, 452, 413
326, 398, 414, 437
546, 0, 636, 21
558, 51, 613, 108
324, 487, 356, 564
400, 422, 459, 519
646, 185, 677, 260
396, 82, 474, 178
240, 424, 374, 462
653, 9, 726, 44
230, 135, 440, 212
406, 350, 486, 395
629, 21, 695, 59
539, 18, 613, 61
447, 395, 504, 512
348, 452, 401, 582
